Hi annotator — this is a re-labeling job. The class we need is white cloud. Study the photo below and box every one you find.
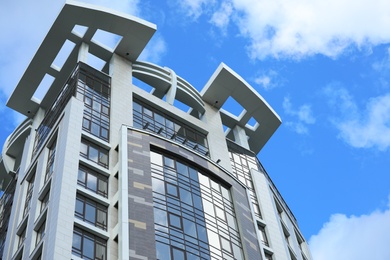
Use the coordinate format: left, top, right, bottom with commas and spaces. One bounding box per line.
138, 35, 167, 64
283, 97, 315, 134
209, 2, 233, 33
175, 0, 390, 59
176, 0, 216, 19
231, 0, 390, 59
254, 70, 278, 91
324, 85, 390, 151
309, 197, 390, 260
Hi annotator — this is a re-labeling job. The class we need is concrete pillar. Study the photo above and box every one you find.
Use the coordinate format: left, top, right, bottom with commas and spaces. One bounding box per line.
232, 125, 250, 150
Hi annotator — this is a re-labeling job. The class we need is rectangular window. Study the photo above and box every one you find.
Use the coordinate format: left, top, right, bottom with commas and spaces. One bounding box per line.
72, 227, 106, 260
80, 139, 109, 168
133, 100, 209, 157
35, 221, 46, 246
40, 191, 50, 213
45, 139, 56, 182
76, 64, 111, 142
75, 194, 107, 230
23, 174, 35, 217
258, 225, 269, 247
18, 226, 26, 248
78, 166, 108, 197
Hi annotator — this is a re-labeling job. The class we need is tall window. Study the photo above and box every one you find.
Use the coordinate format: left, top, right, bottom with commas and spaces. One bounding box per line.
258, 224, 269, 247
72, 227, 106, 260
45, 139, 56, 182
133, 100, 209, 157
23, 174, 35, 217
35, 221, 46, 246
40, 191, 50, 213
75, 194, 107, 230
228, 140, 263, 219
18, 226, 26, 248
76, 71, 110, 142
80, 139, 109, 168
77, 166, 108, 197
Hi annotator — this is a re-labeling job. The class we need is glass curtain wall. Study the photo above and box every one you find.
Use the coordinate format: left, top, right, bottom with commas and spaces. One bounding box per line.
150, 151, 243, 260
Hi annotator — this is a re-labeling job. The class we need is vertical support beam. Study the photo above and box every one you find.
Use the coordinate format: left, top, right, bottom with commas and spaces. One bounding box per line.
77, 42, 89, 63
119, 125, 129, 260
233, 125, 250, 150
165, 68, 177, 105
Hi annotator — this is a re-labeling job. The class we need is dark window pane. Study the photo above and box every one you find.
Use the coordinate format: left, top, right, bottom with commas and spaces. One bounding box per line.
169, 213, 182, 229
83, 236, 94, 258
183, 219, 197, 238
172, 248, 185, 260
176, 162, 189, 177
166, 183, 178, 197
180, 188, 193, 206
85, 203, 96, 223
75, 199, 84, 216
156, 242, 170, 260
72, 232, 82, 251
87, 174, 98, 191
89, 146, 99, 162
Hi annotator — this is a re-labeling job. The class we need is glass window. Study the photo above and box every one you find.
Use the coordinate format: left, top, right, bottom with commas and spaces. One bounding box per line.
132, 100, 209, 157
75, 195, 107, 230
35, 221, 46, 246
18, 226, 26, 247
168, 213, 182, 229
179, 188, 193, 206
40, 190, 50, 213
172, 247, 185, 260
156, 242, 170, 260
221, 236, 232, 253
78, 166, 108, 197
259, 225, 269, 246
183, 219, 197, 238
45, 139, 57, 182
72, 227, 106, 260
80, 139, 109, 168
78, 70, 110, 142
23, 174, 35, 217
166, 183, 178, 197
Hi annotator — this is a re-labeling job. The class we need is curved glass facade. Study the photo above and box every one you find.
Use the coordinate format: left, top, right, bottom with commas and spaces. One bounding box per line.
150, 151, 243, 260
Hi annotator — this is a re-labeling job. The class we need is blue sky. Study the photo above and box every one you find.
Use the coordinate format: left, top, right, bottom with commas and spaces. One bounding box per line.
1, 1, 390, 259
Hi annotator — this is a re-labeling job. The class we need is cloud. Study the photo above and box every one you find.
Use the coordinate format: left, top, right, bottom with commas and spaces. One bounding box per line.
372, 47, 390, 88
309, 197, 390, 260
209, 2, 233, 33
176, 0, 216, 19
254, 70, 278, 91
176, 0, 390, 59
138, 35, 167, 63
283, 97, 315, 134
324, 85, 390, 151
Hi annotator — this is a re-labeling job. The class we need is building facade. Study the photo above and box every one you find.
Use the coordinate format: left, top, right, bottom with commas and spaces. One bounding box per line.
0, 2, 312, 260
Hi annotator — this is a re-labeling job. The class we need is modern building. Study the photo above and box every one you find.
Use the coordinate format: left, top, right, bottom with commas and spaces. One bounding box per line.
0, 2, 312, 260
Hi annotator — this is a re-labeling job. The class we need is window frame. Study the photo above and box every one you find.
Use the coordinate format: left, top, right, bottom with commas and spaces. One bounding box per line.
72, 227, 107, 260
77, 166, 108, 197
75, 194, 108, 231
80, 139, 109, 168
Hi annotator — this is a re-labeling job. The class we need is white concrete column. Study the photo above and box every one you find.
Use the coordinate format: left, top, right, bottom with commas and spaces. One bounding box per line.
232, 125, 250, 150
165, 68, 177, 105
77, 42, 89, 63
